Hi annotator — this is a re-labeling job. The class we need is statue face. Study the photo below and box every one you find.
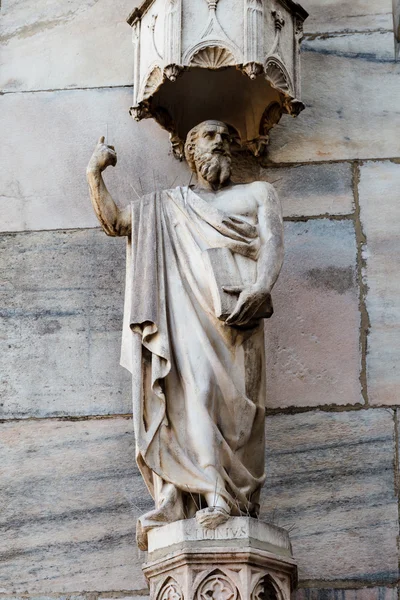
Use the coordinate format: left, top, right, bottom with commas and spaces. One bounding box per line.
194, 122, 232, 159
192, 121, 232, 187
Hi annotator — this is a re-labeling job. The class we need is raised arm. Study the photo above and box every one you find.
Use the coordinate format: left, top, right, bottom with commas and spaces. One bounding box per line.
86, 137, 131, 237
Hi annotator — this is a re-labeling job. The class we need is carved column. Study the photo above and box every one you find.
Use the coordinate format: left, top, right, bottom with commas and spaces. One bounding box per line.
245, 0, 264, 63
143, 518, 297, 600
132, 20, 141, 107
164, 0, 182, 81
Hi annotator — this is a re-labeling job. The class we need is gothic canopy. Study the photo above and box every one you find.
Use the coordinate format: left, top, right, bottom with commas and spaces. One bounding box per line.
127, 0, 308, 158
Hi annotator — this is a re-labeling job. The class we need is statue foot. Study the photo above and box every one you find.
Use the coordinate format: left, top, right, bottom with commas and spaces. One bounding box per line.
136, 486, 185, 551
196, 506, 230, 529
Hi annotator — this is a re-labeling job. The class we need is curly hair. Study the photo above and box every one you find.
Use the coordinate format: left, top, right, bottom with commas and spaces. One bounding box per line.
184, 120, 231, 173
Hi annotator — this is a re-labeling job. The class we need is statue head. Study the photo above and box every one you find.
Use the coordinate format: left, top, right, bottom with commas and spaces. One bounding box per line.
184, 120, 232, 188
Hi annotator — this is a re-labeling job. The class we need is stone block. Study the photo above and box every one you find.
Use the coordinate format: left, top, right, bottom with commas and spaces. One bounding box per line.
268, 32, 400, 163
260, 163, 354, 218
265, 219, 361, 409
359, 161, 400, 406
0, 0, 136, 92
262, 409, 398, 582
295, 589, 397, 600
301, 0, 393, 34
0, 418, 150, 593
0, 87, 189, 233
0, 229, 131, 418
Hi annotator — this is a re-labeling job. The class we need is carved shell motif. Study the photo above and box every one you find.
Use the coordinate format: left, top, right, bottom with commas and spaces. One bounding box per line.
158, 579, 183, 600
265, 59, 293, 95
190, 46, 235, 69
196, 572, 239, 600
143, 66, 163, 99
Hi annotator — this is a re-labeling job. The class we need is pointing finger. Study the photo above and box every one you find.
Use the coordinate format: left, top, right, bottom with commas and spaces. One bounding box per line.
99, 136, 105, 144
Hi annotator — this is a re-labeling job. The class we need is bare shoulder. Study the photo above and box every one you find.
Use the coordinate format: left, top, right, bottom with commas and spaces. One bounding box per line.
246, 181, 280, 208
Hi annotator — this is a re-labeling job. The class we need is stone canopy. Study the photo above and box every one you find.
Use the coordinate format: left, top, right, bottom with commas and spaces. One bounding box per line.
127, 0, 308, 158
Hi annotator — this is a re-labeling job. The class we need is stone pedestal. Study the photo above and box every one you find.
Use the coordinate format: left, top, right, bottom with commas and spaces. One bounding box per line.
143, 517, 297, 600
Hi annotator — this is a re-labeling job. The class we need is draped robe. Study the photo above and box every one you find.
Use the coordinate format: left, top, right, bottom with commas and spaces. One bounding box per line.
121, 186, 266, 513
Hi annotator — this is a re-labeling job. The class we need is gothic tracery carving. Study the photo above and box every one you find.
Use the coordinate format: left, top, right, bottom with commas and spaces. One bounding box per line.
158, 578, 183, 600
196, 572, 239, 600
251, 575, 279, 600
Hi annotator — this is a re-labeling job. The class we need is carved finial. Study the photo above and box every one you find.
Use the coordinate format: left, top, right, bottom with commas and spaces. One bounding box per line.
241, 62, 263, 80
272, 9, 285, 31
164, 64, 183, 82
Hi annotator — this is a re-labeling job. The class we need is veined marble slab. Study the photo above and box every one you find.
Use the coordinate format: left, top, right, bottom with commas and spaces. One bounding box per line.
260, 163, 354, 218
266, 219, 361, 409
0, 0, 136, 92
268, 32, 400, 164
0, 219, 361, 418
358, 161, 400, 406
295, 588, 398, 600
0, 418, 149, 593
0, 87, 189, 233
301, 0, 393, 34
0, 229, 131, 418
262, 409, 398, 582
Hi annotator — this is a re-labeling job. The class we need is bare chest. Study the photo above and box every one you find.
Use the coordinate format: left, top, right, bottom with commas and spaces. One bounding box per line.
194, 187, 258, 221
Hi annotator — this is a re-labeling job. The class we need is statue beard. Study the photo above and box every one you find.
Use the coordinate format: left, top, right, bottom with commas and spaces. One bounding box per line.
194, 150, 232, 187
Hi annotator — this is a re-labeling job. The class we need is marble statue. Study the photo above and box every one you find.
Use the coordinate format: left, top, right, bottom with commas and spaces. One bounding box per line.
87, 121, 284, 551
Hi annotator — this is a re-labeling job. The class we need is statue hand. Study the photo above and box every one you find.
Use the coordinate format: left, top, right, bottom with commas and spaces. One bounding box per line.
87, 136, 117, 173
223, 285, 271, 327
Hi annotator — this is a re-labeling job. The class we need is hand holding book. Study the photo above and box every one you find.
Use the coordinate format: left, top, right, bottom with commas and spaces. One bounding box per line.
223, 284, 273, 327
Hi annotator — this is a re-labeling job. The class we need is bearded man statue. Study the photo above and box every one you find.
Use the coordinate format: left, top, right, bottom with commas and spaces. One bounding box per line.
87, 120, 284, 551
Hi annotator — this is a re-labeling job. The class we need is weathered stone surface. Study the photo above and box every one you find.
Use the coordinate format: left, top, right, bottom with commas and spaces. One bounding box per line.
0, 597, 86, 600
268, 32, 400, 163
102, 597, 148, 600
0, 418, 149, 593
301, 0, 393, 34
358, 161, 400, 406
0, 220, 360, 417
262, 409, 398, 582
102, 597, 147, 600
295, 589, 397, 600
0, 0, 136, 92
265, 219, 361, 409
260, 163, 354, 218
0, 229, 131, 418
0, 87, 189, 232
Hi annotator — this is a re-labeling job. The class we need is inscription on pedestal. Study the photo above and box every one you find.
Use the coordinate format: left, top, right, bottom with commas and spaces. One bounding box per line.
196, 525, 248, 540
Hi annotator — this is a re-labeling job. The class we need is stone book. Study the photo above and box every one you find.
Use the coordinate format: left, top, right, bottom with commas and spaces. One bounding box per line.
202, 247, 273, 322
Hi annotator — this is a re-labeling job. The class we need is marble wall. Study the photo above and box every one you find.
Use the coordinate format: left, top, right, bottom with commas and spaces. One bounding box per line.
1, 0, 400, 598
